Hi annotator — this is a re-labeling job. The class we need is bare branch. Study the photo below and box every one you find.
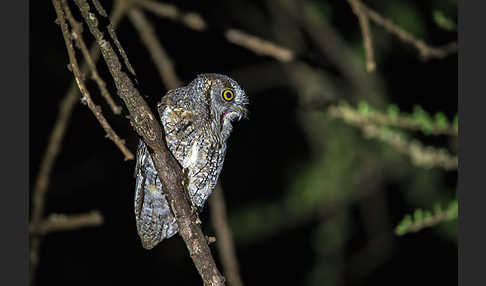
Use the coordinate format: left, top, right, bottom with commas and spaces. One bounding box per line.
128, 7, 182, 90
135, 0, 207, 31
30, 211, 103, 235
53, 0, 134, 161
210, 183, 244, 286
225, 29, 294, 62
32, 0, 125, 235
357, 1, 457, 59
347, 0, 376, 72
136, 0, 294, 63
30, 5, 128, 285
72, 0, 224, 284
62, 0, 122, 114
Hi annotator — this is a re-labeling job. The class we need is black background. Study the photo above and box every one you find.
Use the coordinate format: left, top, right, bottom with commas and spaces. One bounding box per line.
30, 1, 457, 285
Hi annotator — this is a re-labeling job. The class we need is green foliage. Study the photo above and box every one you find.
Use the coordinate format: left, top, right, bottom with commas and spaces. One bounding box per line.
433, 10, 457, 31
395, 200, 458, 236
340, 101, 457, 136
387, 104, 400, 118
357, 101, 370, 116
453, 114, 459, 131
434, 112, 449, 130
412, 105, 435, 135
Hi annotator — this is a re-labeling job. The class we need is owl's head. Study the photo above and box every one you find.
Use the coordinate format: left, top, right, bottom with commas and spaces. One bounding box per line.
191, 73, 248, 138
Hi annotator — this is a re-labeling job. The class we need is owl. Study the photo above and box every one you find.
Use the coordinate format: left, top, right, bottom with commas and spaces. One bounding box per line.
134, 73, 248, 249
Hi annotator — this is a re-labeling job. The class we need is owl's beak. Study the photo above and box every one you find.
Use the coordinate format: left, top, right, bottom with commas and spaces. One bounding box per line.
235, 105, 249, 120
221, 105, 248, 124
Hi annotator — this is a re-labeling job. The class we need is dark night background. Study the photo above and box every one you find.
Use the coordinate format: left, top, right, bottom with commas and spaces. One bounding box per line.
30, 0, 457, 285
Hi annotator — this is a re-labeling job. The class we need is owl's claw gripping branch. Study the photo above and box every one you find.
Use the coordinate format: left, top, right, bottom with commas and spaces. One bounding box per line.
71, 0, 225, 285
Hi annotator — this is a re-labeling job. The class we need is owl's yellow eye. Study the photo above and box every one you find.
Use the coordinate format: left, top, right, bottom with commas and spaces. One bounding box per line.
222, 89, 234, 102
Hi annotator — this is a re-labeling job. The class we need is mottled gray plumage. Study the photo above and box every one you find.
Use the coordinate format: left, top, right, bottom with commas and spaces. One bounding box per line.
134, 74, 248, 249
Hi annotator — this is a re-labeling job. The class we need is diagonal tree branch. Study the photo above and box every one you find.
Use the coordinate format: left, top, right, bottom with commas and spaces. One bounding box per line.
71, 0, 225, 284
30, 4, 127, 285
32, 0, 128, 228
127, 7, 181, 90
127, 8, 243, 285
53, 0, 133, 161
62, 0, 122, 115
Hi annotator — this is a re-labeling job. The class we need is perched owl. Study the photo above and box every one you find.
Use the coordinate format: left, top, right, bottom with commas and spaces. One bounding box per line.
134, 73, 248, 249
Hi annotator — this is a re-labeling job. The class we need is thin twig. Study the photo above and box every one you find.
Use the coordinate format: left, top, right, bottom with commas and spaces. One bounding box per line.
62, 0, 122, 115
29, 211, 103, 235
127, 7, 181, 90
225, 29, 294, 62
357, 1, 457, 59
210, 183, 244, 286
136, 0, 295, 62
135, 0, 207, 31
347, 0, 376, 72
137, 0, 455, 65
73, 0, 224, 284
53, 0, 134, 161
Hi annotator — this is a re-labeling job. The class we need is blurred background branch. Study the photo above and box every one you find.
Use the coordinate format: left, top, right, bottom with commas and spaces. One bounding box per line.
210, 183, 244, 286
29, 211, 103, 235
355, 0, 457, 60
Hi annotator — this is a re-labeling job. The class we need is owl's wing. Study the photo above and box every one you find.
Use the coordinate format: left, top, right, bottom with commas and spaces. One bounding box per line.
134, 140, 178, 249
133, 90, 199, 249
158, 95, 200, 167
158, 90, 226, 209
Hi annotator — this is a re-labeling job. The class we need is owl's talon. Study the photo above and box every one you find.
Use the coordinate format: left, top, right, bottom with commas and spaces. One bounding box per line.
206, 236, 216, 244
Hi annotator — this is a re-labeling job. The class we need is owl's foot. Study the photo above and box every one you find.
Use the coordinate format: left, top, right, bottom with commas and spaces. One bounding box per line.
206, 236, 216, 244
